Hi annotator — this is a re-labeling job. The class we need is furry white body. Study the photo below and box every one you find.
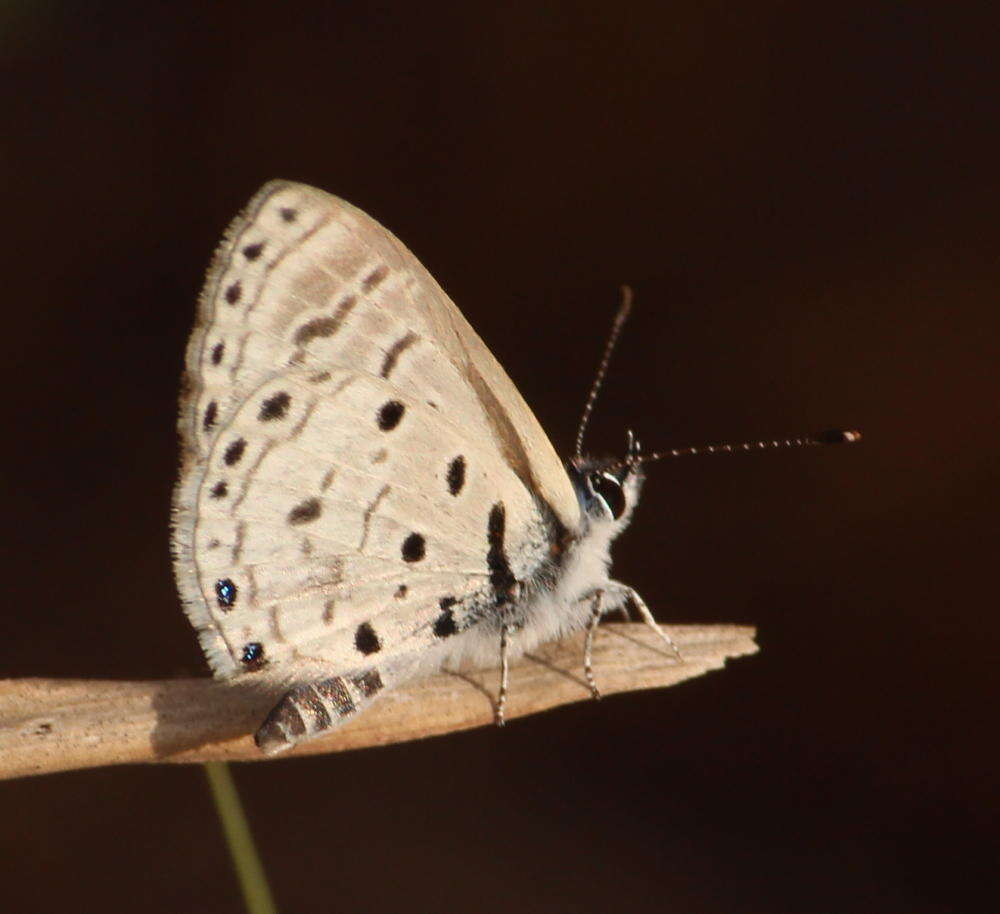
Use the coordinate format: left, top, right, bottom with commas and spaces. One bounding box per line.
445, 461, 645, 671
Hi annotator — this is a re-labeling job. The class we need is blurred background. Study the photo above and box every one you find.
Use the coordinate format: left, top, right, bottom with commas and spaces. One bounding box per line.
2, 3, 996, 912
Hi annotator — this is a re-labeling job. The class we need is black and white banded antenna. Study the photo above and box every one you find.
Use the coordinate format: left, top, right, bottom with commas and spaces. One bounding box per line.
575, 287, 862, 463
635, 428, 862, 465
575, 285, 633, 459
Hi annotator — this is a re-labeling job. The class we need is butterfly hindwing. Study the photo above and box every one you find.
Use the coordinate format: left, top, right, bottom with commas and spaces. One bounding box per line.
188, 365, 547, 684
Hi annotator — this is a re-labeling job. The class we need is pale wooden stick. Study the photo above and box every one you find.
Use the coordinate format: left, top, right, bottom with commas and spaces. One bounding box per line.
0, 623, 756, 780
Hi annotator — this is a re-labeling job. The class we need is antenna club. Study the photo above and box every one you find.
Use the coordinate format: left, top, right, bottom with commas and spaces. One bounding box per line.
813, 428, 862, 444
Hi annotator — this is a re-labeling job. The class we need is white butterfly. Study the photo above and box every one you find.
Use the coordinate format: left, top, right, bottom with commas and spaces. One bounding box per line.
172, 181, 853, 754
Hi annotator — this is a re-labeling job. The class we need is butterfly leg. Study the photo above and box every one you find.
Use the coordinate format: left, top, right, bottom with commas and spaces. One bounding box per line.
495, 623, 512, 726
583, 590, 605, 700
608, 581, 684, 662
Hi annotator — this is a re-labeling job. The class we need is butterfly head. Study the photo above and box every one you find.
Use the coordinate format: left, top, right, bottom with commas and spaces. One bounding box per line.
568, 430, 645, 535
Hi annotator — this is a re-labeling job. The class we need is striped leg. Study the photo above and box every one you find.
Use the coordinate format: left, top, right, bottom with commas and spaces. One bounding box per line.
607, 581, 683, 662
583, 591, 604, 699
495, 623, 512, 726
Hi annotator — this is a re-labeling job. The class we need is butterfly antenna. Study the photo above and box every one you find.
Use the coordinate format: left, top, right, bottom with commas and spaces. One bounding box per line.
639, 428, 862, 464
575, 285, 634, 458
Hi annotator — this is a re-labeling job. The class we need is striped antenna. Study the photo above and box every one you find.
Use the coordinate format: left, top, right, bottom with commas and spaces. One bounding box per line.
639, 428, 862, 464
575, 285, 634, 458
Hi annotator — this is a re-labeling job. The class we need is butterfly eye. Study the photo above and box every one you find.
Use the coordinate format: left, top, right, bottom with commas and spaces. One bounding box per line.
589, 472, 627, 520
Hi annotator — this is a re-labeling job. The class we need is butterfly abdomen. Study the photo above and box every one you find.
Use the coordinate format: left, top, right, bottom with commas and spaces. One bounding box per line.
255, 668, 386, 754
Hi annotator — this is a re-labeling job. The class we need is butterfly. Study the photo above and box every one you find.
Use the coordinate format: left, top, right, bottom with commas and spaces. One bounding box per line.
172, 181, 858, 753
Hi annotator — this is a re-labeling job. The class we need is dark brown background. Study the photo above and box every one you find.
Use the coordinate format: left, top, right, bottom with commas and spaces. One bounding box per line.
2, 3, 996, 912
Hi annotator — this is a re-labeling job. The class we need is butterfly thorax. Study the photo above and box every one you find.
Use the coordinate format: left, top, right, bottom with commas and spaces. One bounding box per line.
556, 454, 644, 603
460, 457, 642, 655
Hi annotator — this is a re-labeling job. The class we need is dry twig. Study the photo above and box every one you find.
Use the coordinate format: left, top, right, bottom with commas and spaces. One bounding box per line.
0, 623, 756, 780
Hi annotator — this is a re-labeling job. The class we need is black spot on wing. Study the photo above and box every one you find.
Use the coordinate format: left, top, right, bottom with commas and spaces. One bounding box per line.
240, 642, 265, 670
487, 503, 517, 605
203, 401, 218, 431
215, 578, 237, 609
259, 391, 291, 421
377, 400, 405, 431
433, 610, 457, 638
294, 316, 338, 346
434, 597, 458, 638
380, 331, 417, 378
224, 281, 241, 304
394, 584, 408, 599
287, 497, 321, 525
355, 622, 381, 655
242, 242, 265, 261
279, 207, 298, 223
224, 438, 246, 466
447, 456, 466, 495
210, 342, 224, 365
292, 295, 357, 346
210, 481, 228, 499
401, 532, 425, 562
361, 264, 388, 292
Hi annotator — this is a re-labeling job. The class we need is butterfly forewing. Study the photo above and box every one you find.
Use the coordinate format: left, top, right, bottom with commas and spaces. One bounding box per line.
178, 182, 577, 524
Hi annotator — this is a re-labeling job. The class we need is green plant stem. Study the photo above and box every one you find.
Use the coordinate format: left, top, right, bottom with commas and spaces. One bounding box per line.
203, 762, 277, 914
